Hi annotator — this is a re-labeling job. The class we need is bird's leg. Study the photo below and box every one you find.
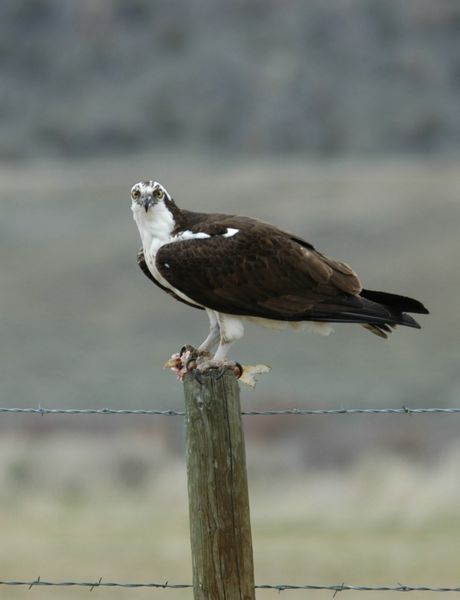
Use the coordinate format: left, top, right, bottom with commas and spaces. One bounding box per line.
165, 312, 270, 387
197, 309, 220, 354
194, 314, 245, 377
183, 310, 221, 371
196, 314, 271, 387
212, 340, 233, 362
212, 313, 244, 363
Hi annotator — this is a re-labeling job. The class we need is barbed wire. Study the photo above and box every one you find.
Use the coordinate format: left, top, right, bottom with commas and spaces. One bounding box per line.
3, 405, 459, 595
1, 405, 460, 417
0, 578, 190, 590
1, 578, 460, 593
0, 407, 185, 416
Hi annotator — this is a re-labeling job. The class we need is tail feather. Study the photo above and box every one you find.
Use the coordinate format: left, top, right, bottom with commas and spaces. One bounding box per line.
359, 288, 428, 338
308, 289, 428, 338
360, 289, 429, 315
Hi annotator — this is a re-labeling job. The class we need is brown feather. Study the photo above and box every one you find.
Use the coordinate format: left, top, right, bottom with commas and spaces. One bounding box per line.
155, 217, 372, 322
137, 248, 204, 311
142, 210, 426, 333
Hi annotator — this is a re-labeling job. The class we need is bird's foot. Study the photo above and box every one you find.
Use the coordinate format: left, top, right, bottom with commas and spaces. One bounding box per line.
191, 360, 271, 388
164, 345, 212, 381
164, 348, 271, 388
190, 359, 244, 384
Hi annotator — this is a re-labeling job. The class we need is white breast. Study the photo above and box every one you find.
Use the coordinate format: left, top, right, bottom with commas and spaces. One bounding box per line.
132, 201, 203, 307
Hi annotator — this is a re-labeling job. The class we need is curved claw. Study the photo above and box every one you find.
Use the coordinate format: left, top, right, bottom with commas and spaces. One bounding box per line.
233, 361, 243, 379
180, 344, 196, 358
215, 362, 244, 380
186, 356, 198, 372
193, 369, 203, 385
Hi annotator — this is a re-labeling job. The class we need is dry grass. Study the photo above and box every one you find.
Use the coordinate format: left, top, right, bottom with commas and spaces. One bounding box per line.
2, 432, 460, 600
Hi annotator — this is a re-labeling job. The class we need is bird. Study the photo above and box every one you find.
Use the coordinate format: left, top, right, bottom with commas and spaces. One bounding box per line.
130, 179, 428, 381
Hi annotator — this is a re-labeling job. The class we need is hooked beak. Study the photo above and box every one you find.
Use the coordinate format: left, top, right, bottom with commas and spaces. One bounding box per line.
143, 196, 151, 212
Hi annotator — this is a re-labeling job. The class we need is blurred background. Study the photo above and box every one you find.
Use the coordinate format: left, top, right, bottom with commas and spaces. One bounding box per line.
1, 1, 460, 598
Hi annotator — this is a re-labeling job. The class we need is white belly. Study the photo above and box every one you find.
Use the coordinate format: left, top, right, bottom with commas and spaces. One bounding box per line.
243, 315, 334, 336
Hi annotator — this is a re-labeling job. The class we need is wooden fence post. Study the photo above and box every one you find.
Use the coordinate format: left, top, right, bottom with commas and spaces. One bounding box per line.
183, 370, 255, 600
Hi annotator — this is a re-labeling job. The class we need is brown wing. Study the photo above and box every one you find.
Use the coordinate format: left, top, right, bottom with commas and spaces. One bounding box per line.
154, 218, 376, 323
137, 248, 204, 311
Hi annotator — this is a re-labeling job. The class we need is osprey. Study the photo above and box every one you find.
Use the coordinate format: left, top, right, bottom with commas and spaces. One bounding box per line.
131, 180, 428, 378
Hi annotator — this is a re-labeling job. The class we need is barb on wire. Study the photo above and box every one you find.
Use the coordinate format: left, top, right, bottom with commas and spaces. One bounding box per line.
1, 406, 460, 417
0, 407, 186, 416
0, 578, 192, 590
256, 583, 460, 593
1, 579, 460, 593
242, 407, 460, 416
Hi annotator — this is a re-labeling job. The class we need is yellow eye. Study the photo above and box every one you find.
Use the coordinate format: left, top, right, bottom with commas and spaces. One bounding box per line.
153, 188, 165, 199
131, 189, 141, 201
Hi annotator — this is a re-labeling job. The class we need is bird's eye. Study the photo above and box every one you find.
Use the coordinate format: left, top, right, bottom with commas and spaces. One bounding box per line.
131, 189, 141, 201
153, 188, 165, 199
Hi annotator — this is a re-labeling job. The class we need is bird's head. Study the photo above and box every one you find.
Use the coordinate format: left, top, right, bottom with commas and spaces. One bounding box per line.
130, 180, 172, 214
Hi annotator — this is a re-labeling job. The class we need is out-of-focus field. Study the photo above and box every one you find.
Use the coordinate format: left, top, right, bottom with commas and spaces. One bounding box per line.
0, 154, 458, 407
1, 155, 459, 598
1, 432, 460, 600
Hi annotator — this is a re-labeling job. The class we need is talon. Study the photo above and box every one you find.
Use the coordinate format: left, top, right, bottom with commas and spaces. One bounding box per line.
194, 369, 203, 385
186, 357, 197, 372
233, 361, 243, 379
180, 344, 196, 358
215, 362, 243, 380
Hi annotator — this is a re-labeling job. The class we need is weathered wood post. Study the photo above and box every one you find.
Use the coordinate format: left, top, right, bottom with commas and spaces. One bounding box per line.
183, 370, 255, 600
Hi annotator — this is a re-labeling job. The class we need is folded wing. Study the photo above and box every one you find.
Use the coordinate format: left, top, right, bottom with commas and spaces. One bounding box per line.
154, 218, 427, 332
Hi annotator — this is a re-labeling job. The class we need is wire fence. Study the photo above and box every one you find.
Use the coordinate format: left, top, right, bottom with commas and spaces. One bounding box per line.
2, 403, 460, 594
1, 579, 460, 593
2, 405, 460, 416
